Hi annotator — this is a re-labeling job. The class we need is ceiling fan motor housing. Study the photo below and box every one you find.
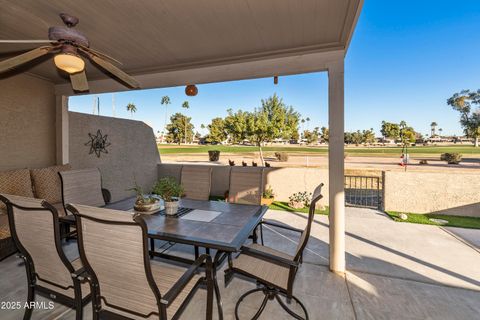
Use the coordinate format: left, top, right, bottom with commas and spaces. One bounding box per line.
48, 26, 89, 47
59, 13, 79, 27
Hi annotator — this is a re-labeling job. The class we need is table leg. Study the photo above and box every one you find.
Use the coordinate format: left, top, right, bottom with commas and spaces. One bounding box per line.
213, 250, 224, 320
150, 238, 155, 258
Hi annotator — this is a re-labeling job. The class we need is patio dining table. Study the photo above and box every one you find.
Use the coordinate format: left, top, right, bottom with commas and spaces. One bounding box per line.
105, 196, 268, 319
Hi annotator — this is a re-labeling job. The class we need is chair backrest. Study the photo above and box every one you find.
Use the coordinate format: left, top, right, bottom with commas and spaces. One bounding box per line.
0, 194, 75, 290
228, 167, 263, 205
68, 204, 161, 318
294, 183, 324, 262
180, 166, 212, 201
59, 168, 105, 209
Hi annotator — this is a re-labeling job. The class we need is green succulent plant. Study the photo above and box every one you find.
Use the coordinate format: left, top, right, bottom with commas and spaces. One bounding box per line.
152, 177, 184, 202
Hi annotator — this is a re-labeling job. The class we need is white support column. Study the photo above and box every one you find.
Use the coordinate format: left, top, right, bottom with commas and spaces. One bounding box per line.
56, 95, 69, 165
327, 59, 345, 273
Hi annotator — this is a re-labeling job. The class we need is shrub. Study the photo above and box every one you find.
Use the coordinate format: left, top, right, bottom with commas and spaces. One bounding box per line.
152, 177, 184, 201
262, 186, 275, 199
208, 150, 220, 161
274, 152, 289, 162
441, 153, 462, 164
288, 191, 312, 209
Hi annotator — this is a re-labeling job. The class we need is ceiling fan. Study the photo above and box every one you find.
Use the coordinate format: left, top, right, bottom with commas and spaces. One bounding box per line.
0, 13, 140, 92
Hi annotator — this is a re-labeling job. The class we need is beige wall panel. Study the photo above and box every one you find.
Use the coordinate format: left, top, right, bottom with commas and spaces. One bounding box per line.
69, 112, 160, 202
0, 74, 56, 170
157, 163, 329, 205
384, 171, 480, 217
263, 167, 329, 207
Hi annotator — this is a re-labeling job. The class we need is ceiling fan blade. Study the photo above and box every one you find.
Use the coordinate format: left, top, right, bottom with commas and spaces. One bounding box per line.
88, 53, 140, 89
78, 45, 123, 65
0, 40, 54, 43
70, 71, 89, 92
0, 45, 56, 73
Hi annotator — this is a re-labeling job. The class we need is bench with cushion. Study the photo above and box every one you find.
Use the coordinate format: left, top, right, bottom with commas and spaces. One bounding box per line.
0, 164, 70, 260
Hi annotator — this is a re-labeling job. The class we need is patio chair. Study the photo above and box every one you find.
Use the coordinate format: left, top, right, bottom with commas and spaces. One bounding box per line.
180, 166, 212, 201
224, 183, 324, 320
59, 168, 111, 239
228, 167, 264, 205
67, 204, 214, 320
0, 194, 90, 320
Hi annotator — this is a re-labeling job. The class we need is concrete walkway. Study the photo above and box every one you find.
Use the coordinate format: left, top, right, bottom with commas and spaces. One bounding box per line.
1, 207, 479, 319
444, 226, 480, 251
263, 208, 480, 291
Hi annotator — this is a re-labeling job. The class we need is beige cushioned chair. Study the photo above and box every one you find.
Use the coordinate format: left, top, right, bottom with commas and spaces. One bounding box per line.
67, 204, 214, 320
228, 167, 264, 205
59, 168, 109, 209
0, 194, 90, 320
59, 168, 111, 239
180, 166, 212, 201
224, 183, 324, 320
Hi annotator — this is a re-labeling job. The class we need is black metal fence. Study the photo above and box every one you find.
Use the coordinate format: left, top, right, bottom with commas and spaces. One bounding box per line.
344, 175, 382, 209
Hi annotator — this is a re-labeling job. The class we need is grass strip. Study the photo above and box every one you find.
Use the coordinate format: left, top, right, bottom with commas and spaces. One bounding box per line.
386, 211, 480, 229
209, 196, 328, 215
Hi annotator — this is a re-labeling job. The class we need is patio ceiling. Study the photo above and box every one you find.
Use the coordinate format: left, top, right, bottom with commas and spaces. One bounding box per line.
0, 0, 362, 94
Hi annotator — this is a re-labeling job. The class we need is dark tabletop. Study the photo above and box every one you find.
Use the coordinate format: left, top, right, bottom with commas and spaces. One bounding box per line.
106, 197, 268, 252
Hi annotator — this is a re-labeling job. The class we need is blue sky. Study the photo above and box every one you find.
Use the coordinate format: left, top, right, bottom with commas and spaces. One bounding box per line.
70, 1, 480, 136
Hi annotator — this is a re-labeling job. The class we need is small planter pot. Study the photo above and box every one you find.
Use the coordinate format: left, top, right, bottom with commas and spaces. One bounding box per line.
164, 200, 179, 215
288, 201, 305, 209
261, 198, 274, 206
208, 150, 220, 161
134, 201, 161, 213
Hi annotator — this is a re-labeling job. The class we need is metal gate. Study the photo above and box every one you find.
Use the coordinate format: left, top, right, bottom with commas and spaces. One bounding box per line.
344, 175, 382, 209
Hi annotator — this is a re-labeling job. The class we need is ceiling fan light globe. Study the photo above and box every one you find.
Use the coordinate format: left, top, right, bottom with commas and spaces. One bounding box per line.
54, 53, 85, 74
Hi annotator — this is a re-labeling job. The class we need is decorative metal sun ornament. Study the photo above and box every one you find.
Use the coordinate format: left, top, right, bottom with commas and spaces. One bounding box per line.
85, 129, 111, 157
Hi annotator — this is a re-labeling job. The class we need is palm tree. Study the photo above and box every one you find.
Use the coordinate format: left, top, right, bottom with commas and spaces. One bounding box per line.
182, 101, 190, 144
306, 117, 311, 130
439, 128, 443, 137
126, 103, 137, 117
430, 122, 438, 137
161, 96, 171, 143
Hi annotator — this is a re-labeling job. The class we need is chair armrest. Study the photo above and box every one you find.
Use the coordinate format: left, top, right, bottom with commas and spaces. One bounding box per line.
240, 245, 298, 268
260, 220, 304, 233
102, 188, 112, 204
161, 254, 212, 305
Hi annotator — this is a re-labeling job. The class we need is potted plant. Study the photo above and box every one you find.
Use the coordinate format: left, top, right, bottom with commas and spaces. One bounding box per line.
288, 191, 312, 209
128, 183, 160, 213
152, 177, 184, 215
261, 186, 275, 206
208, 150, 221, 161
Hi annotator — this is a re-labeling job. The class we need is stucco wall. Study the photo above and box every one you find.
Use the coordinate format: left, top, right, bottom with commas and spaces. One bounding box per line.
0, 74, 56, 170
158, 163, 329, 206
69, 112, 160, 201
383, 171, 480, 217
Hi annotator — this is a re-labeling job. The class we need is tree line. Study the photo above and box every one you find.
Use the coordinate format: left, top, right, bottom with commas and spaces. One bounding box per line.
157, 88, 480, 149
205, 94, 300, 164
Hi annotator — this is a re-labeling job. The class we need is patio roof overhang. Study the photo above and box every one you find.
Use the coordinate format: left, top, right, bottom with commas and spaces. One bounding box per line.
1, 0, 364, 274
0, 0, 362, 95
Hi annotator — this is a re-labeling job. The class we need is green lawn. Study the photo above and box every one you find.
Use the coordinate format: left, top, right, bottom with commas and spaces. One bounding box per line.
386, 211, 480, 229
159, 144, 480, 157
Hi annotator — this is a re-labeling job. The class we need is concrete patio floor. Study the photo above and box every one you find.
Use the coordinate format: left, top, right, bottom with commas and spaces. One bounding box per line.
1, 207, 479, 319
